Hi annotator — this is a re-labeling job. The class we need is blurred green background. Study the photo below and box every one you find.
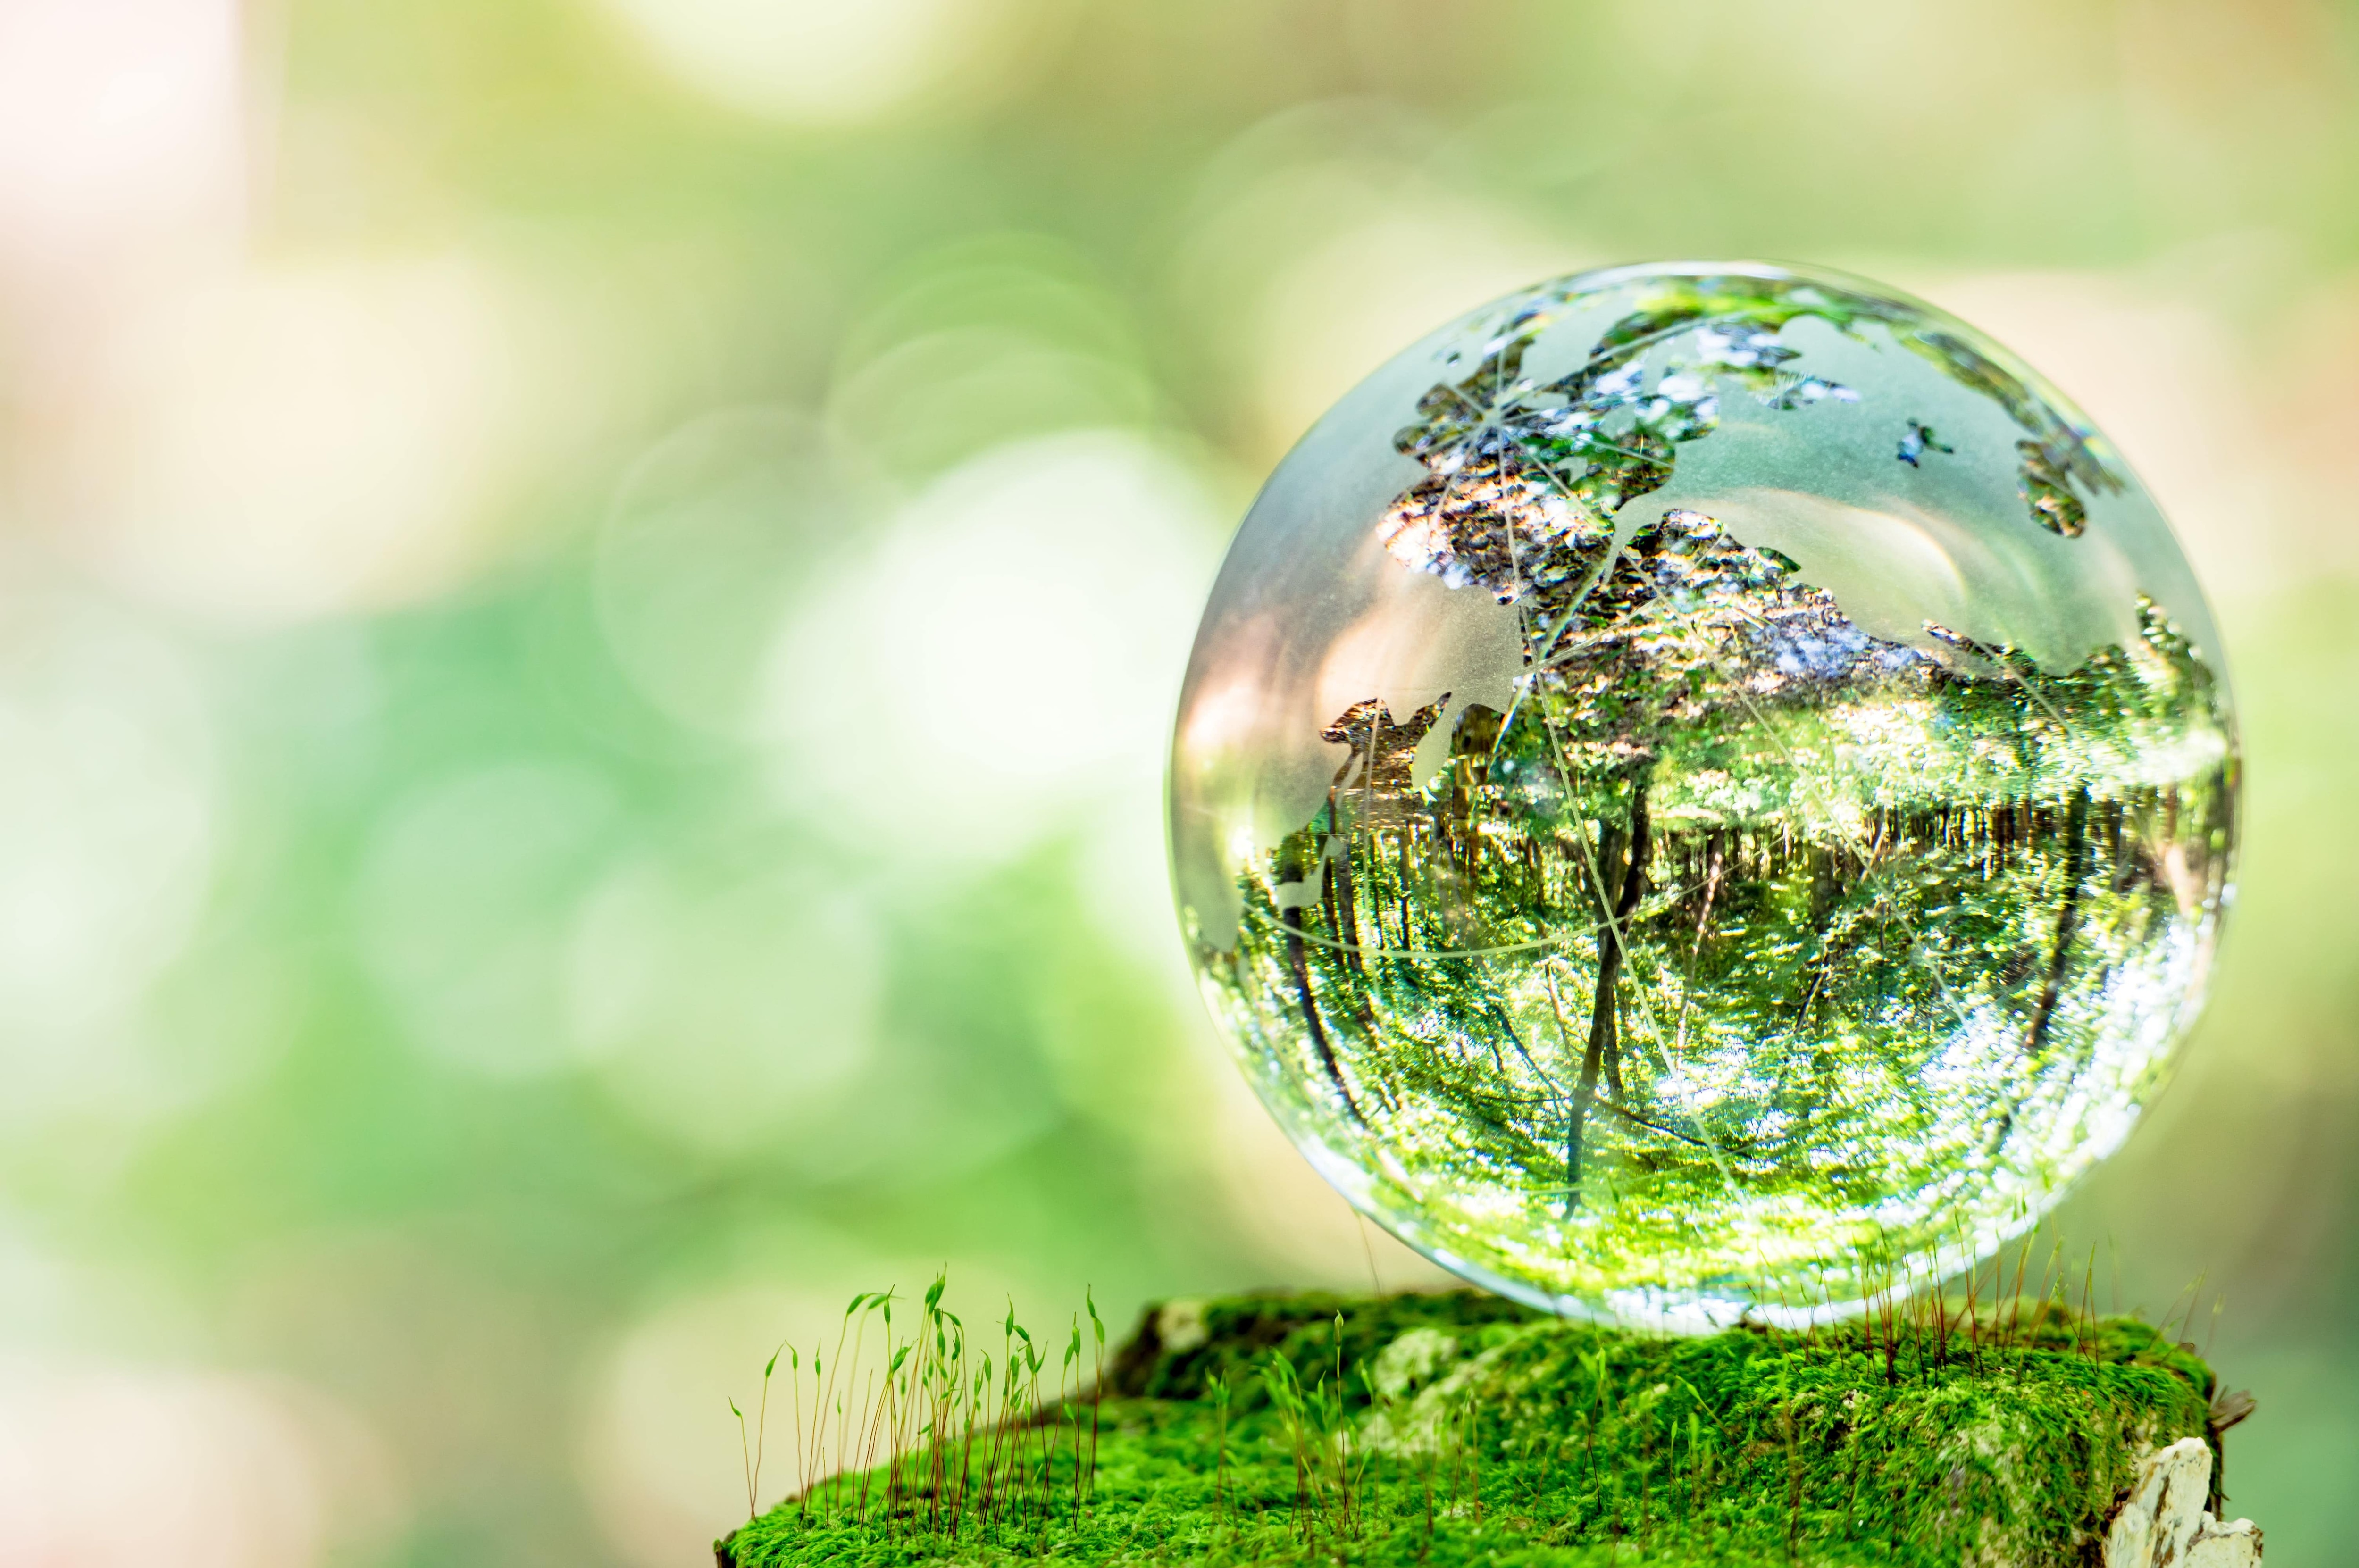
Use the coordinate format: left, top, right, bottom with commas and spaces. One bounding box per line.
0, 0, 2352, 1562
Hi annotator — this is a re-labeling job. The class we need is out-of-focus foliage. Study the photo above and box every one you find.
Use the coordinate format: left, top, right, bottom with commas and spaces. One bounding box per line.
0, 0, 2353, 1564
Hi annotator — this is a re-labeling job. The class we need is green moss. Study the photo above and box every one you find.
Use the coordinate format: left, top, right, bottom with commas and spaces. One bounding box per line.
719, 1291, 2217, 1568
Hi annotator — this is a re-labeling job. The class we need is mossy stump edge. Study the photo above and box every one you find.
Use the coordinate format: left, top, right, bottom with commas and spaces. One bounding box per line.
717, 1288, 2259, 1567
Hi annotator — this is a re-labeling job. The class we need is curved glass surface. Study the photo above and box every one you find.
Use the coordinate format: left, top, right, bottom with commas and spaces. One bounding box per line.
1168, 261, 2238, 1329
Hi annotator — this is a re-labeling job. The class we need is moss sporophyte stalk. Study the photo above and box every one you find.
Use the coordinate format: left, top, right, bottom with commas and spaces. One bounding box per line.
715, 1286, 2258, 1568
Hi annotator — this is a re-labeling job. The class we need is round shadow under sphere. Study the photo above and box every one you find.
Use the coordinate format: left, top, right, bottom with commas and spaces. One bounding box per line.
1167, 260, 2238, 1330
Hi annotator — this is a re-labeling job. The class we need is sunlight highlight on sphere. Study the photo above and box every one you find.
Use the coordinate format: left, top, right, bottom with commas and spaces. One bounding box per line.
1168, 261, 2239, 1329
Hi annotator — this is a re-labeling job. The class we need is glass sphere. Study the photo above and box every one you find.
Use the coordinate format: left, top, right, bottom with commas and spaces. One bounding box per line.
1168, 261, 2237, 1328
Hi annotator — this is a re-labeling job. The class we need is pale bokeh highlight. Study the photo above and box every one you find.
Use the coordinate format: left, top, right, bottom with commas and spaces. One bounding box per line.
761, 432, 1220, 867
0, 1365, 399, 1568
591, 0, 1030, 125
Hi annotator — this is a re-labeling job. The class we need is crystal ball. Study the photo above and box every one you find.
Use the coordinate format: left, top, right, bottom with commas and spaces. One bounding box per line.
1168, 261, 2237, 1328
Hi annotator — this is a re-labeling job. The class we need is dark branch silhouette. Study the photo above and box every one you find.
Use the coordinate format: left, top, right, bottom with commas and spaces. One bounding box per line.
1564, 775, 1651, 1211
2023, 786, 2092, 1060
1280, 904, 1363, 1126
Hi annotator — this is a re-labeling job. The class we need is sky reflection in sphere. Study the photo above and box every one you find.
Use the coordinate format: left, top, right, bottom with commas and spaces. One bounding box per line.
1168, 261, 2237, 1330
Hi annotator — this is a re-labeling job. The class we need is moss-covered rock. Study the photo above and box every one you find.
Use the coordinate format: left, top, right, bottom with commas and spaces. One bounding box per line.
719, 1290, 2245, 1567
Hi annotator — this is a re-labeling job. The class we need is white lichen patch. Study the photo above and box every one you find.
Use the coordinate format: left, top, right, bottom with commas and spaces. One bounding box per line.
1369, 1327, 1461, 1400
2104, 1437, 2260, 1568
1359, 1330, 1531, 1458
1154, 1299, 1208, 1354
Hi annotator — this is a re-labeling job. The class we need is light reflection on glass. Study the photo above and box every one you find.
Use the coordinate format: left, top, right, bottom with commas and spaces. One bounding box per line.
1171, 262, 2239, 1328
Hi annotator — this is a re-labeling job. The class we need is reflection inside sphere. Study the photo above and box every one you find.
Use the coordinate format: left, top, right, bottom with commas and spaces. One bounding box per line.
1168, 262, 2237, 1329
